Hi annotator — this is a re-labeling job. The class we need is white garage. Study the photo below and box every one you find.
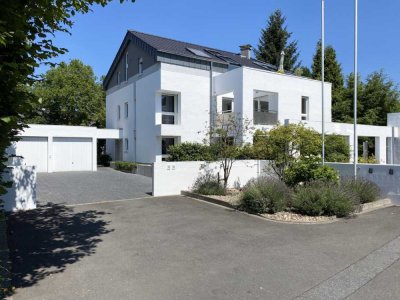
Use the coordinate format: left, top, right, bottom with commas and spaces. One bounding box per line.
10, 124, 121, 173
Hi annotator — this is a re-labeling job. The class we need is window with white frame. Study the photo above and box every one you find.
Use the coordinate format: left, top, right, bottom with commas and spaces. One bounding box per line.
301, 96, 309, 120
222, 97, 233, 113
117, 105, 121, 120
124, 138, 129, 151
161, 137, 176, 160
162, 94, 178, 124
124, 102, 128, 118
125, 52, 129, 81
138, 57, 143, 74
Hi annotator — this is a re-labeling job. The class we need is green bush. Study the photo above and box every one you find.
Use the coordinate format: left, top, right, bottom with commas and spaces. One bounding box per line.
283, 157, 339, 187
98, 154, 112, 166
292, 181, 357, 217
240, 177, 291, 214
115, 161, 137, 172
325, 134, 351, 162
341, 178, 380, 204
167, 142, 214, 161
192, 174, 225, 195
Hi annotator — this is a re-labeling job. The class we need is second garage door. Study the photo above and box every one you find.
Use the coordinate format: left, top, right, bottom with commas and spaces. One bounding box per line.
53, 137, 93, 172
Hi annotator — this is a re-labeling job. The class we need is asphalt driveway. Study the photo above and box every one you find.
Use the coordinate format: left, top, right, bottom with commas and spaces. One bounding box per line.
7, 196, 400, 300
36, 167, 152, 205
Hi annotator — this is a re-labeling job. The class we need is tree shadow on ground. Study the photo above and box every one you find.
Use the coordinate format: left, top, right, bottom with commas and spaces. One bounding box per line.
7, 203, 113, 289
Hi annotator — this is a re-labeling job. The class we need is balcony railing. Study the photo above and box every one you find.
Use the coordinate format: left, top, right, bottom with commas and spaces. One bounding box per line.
253, 110, 278, 125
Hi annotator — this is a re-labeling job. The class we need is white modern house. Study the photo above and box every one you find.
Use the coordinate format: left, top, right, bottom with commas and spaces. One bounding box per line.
102, 30, 400, 164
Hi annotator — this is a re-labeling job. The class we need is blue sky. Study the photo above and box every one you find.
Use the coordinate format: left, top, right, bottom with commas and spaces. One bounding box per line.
37, 0, 400, 84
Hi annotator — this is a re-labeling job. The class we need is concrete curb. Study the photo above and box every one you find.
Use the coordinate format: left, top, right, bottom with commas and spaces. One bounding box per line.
181, 191, 397, 224
359, 198, 394, 214
180, 191, 236, 209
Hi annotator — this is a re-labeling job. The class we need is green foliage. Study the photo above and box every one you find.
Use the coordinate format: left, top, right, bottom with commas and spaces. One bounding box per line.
240, 177, 291, 214
192, 174, 225, 196
115, 161, 137, 172
293, 182, 357, 217
311, 41, 345, 122
358, 155, 378, 164
254, 124, 321, 179
27, 60, 106, 127
255, 10, 300, 71
208, 114, 252, 189
283, 157, 339, 187
98, 154, 112, 167
325, 134, 350, 162
166, 142, 214, 161
0, 0, 133, 201
236, 144, 257, 160
342, 178, 380, 204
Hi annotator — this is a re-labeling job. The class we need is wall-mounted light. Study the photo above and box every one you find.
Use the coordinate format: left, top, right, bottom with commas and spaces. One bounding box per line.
368, 168, 373, 174
389, 168, 394, 175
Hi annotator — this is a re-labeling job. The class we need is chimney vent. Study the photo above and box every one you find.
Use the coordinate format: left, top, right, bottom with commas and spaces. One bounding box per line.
240, 44, 252, 59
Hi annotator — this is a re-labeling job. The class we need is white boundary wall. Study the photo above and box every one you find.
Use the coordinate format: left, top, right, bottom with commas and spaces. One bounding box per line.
328, 163, 400, 204
2, 165, 37, 212
153, 160, 269, 197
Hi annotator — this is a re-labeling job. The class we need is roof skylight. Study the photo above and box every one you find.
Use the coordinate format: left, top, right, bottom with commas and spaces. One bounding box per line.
186, 47, 211, 58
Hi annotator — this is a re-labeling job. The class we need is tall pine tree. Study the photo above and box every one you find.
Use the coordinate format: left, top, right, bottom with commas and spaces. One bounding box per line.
311, 40, 345, 122
255, 10, 300, 72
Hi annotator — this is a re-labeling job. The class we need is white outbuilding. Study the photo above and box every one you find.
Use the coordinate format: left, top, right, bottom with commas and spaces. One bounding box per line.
8, 124, 121, 173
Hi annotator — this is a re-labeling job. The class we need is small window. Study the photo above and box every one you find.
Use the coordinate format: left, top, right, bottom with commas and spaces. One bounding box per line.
124, 102, 128, 118
222, 98, 233, 113
125, 52, 129, 81
301, 96, 309, 120
161, 137, 176, 156
124, 138, 129, 151
117, 105, 121, 120
117, 71, 120, 85
162, 94, 177, 124
138, 57, 143, 74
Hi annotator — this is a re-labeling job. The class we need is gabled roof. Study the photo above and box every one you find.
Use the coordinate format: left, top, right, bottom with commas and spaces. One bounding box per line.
104, 30, 278, 89
129, 30, 278, 71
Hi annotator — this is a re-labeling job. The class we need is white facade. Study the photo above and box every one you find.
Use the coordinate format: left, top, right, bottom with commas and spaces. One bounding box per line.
106, 61, 400, 164
9, 124, 121, 173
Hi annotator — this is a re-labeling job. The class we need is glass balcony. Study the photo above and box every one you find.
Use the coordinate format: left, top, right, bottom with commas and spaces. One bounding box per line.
253, 110, 278, 125
216, 111, 234, 124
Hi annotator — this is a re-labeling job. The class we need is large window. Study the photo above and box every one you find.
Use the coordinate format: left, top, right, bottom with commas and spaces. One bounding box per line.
301, 96, 309, 120
162, 94, 177, 124
222, 97, 233, 113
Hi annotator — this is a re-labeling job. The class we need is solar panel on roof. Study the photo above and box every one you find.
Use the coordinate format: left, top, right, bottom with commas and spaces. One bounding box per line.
186, 47, 211, 58
204, 49, 222, 56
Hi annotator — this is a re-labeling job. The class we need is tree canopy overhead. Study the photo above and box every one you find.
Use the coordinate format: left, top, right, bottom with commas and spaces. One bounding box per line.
0, 0, 133, 197
255, 9, 300, 72
28, 59, 106, 127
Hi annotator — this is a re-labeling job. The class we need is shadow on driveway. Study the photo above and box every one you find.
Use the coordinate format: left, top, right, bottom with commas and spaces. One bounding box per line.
7, 203, 113, 290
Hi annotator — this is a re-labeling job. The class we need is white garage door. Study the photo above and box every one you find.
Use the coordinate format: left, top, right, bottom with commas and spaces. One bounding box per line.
53, 137, 92, 172
15, 137, 48, 172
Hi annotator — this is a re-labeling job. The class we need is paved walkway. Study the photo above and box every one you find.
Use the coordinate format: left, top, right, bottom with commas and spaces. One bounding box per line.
7, 196, 400, 300
36, 167, 152, 205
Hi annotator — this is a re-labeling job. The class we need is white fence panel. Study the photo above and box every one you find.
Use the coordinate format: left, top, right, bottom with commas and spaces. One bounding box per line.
153, 160, 269, 197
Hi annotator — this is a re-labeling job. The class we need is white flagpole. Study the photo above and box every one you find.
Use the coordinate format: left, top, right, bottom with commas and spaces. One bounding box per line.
322, 0, 325, 165
353, 0, 358, 177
